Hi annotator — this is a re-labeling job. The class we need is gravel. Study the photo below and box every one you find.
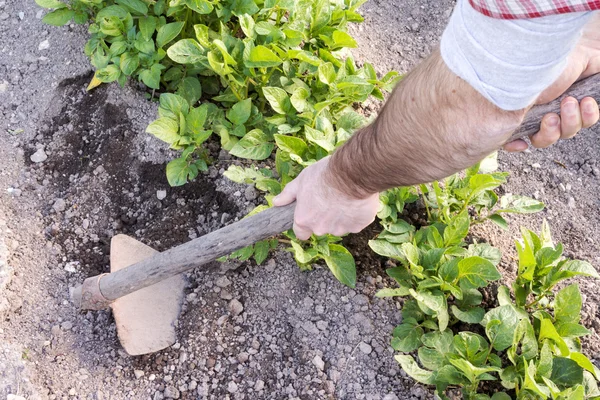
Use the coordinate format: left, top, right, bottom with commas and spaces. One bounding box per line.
30, 148, 47, 163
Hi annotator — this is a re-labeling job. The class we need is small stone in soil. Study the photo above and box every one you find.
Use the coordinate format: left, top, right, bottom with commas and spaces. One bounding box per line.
38, 39, 50, 50
53, 199, 66, 212
134, 369, 144, 379
227, 381, 238, 393
30, 149, 47, 163
359, 342, 372, 355
156, 190, 167, 200
312, 355, 325, 371
229, 299, 244, 316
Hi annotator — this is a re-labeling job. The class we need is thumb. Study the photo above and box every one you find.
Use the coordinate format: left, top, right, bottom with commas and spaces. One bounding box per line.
272, 179, 299, 206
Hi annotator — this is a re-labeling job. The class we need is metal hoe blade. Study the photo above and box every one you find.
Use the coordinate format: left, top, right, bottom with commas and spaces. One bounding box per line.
110, 235, 185, 356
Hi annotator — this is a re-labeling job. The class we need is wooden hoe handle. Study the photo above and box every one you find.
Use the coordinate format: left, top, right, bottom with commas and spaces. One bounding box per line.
72, 74, 600, 310
509, 74, 600, 142
72, 203, 295, 309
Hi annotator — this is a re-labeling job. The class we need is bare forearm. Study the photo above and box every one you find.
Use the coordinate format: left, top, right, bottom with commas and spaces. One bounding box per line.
327, 49, 527, 197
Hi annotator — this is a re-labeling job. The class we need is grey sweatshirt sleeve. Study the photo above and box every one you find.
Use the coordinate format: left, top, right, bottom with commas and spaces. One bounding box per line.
440, 0, 593, 111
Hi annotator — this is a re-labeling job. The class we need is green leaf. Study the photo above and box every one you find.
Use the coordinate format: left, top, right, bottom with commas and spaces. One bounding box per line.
186, 105, 208, 135
176, 76, 202, 106
490, 393, 511, 400
497, 194, 545, 214
443, 211, 470, 246
245, 45, 283, 68
376, 287, 410, 297
321, 244, 356, 288
391, 319, 424, 352
488, 213, 508, 230
410, 289, 449, 331
159, 92, 188, 118
139, 16, 157, 40
395, 355, 435, 385
457, 256, 501, 289
418, 347, 445, 371
289, 241, 318, 264
36, 0, 67, 8
570, 353, 599, 379
516, 228, 537, 281
186, 0, 214, 14
96, 64, 121, 83
304, 126, 335, 152
311, 0, 332, 33
539, 318, 570, 356
139, 64, 163, 89
229, 129, 274, 160
167, 39, 205, 64
193, 24, 210, 47
551, 357, 584, 388
42, 8, 74, 25
331, 30, 358, 49
523, 360, 548, 398
318, 62, 337, 85
146, 117, 180, 144
157, 22, 185, 48
262, 87, 291, 115
274, 134, 308, 157
115, 0, 148, 15
509, 318, 538, 363
120, 52, 139, 76
451, 306, 485, 324
290, 87, 310, 113
230, 0, 259, 16
253, 240, 270, 264
481, 305, 521, 351
466, 243, 502, 266
227, 99, 252, 126
239, 14, 255, 38
166, 158, 193, 186
555, 284, 581, 325
557, 323, 590, 338
556, 260, 600, 280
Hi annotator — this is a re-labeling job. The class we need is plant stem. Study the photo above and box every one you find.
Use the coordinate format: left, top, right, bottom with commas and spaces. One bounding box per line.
419, 184, 432, 222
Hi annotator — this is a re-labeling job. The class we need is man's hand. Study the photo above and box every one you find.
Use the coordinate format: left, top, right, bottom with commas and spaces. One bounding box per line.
505, 13, 600, 152
272, 157, 379, 240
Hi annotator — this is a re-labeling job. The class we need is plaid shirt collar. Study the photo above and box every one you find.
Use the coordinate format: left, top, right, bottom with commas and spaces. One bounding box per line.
469, 0, 600, 18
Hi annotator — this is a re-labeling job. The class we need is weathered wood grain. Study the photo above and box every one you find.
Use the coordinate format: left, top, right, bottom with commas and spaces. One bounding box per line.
509, 74, 600, 142
95, 203, 295, 304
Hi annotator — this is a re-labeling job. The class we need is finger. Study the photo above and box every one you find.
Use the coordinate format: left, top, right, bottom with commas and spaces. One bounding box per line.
331, 228, 349, 237
530, 113, 561, 148
293, 222, 312, 241
272, 179, 299, 206
503, 139, 529, 152
560, 97, 582, 139
580, 97, 599, 128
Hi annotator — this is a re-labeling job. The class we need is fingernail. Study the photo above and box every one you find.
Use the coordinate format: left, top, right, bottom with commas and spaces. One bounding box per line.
563, 101, 577, 113
547, 116, 559, 127
583, 101, 597, 114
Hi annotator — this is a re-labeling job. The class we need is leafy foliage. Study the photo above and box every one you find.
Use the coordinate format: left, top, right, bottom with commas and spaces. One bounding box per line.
39, 2, 600, 397
377, 218, 600, 399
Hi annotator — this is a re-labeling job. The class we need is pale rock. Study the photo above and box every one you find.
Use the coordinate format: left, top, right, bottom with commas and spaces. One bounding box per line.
38, 39, 50, 50
30, 148, 47, 163
229, 299, 243, 316
156, 190, 167, 200
312, 355, 325, 371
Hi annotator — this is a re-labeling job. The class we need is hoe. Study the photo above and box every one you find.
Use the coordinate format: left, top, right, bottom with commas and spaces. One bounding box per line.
71, 75, 600, 355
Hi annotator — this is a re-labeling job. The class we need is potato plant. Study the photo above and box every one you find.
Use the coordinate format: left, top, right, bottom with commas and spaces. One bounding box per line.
38, 1, 600, 398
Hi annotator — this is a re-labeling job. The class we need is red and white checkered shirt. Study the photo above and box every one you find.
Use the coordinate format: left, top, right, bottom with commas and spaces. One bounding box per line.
470, 0, 600, 18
